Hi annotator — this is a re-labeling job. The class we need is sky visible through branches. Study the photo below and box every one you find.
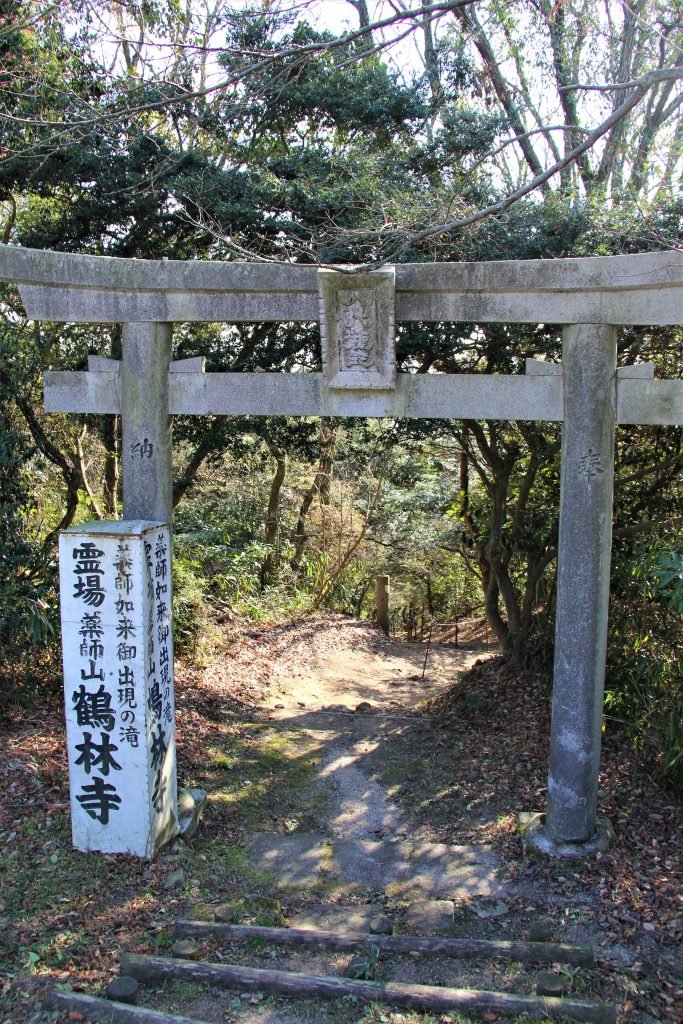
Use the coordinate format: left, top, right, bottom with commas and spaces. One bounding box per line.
1, 1, 681, 261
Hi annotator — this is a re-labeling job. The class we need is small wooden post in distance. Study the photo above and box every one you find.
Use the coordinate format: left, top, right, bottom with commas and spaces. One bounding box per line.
376, 575, 390, 635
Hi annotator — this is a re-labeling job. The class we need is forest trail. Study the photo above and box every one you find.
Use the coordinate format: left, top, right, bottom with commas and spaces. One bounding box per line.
111, 615, 678, 1024
164, 621, 546, 1024
263, 618, 495, 713
248, 623, 503, 899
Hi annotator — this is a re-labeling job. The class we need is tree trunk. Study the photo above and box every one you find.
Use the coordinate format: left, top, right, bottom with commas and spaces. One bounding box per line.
260, 443, 287, 586
354, 578, 370, 617
291, 477, 318, 569
482, 563, 509, 648
101, 413, 119, 517
291, 426, 337, 568
173, 436, 213, 508
425, 572, 435, 617
8, 382, 83, 553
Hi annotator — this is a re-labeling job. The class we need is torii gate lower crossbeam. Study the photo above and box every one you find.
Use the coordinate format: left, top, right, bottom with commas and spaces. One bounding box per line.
2, 243, 682, 857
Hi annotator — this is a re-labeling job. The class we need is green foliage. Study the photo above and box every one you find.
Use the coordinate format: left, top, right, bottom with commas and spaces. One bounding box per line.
463, 692, 486, 712
0, 0, 681, 799
606, 534, 683, 793
653, 552, 683, 612
345, 946, 380, 981
0, 336, 54, 675
171, 551, 208, 658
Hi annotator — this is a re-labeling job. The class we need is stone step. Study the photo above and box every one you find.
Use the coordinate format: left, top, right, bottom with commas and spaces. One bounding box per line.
244, 832, 503, 898
288, 903, 390, 934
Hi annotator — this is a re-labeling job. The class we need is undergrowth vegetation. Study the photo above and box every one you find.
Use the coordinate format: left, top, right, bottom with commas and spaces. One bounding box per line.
2, 408, 680, 793
607, 535, 683, 792
171, 428, 482, 637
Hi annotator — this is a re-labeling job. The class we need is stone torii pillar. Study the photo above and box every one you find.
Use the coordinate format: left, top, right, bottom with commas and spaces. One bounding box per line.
530, 325, 618, 855
120, 322, 173, 524
1, 243, 681, 858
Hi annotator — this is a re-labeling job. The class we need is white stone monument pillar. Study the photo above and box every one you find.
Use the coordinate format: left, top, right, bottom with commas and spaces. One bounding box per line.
59, 521, 177, 858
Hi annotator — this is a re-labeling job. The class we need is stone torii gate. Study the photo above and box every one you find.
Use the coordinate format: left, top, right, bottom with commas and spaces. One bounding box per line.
1, 243, 681, 857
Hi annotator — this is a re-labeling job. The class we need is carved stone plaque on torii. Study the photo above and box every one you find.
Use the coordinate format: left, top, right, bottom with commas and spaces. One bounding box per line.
1, 242, 681, 857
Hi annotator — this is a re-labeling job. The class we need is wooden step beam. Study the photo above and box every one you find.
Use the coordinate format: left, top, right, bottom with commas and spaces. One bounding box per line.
121, 952, 615, 1024
43, 988, 211, 1023
173, 920, 594, 966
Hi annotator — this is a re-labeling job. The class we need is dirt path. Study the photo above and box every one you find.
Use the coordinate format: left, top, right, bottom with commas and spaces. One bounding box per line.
263, 621, 496, 712
157, 623, 525, 1024
247, 629, 504, 899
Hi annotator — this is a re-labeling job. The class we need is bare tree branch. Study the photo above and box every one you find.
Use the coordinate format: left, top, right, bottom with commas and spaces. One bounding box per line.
559, 67, 683, 92
369, 72, 676, 264
0, 1, 474, 131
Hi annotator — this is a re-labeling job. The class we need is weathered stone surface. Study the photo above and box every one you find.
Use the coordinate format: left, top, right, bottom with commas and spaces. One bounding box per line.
163, 868, 185, 890
59, 521, 176, 860
213, 904, 240, 923
245, 832, 503, 899
161, 849, 183, 865
186, 903, 218, 922
172, 939, 200, 959
44, 367, 120, 415
177, 787, 207, 842
331, 838, 404, 890
536, 971, 565, 997
121, 322, 173, 525
524, 815, 614, 859
318, 267, 396, 390
169, 356, 206, 374
404, 900, 455, 936
616, 378, 683, 426
167, 370, 566, 422
44, 365, 683, 427
105, 976, 139, 1004
473, 898, 508, 919
397, 841, 503, 899
289, 904, 386, 933
4, 243, 682, 325
213, 896, 284, 926
369, 913, 394, 935
525, 358, 562, 376
546, 325, 616, 846
616, 362, 654, 379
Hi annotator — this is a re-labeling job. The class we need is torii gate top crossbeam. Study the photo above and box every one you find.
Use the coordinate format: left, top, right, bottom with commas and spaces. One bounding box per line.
1, 244, 682, 325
